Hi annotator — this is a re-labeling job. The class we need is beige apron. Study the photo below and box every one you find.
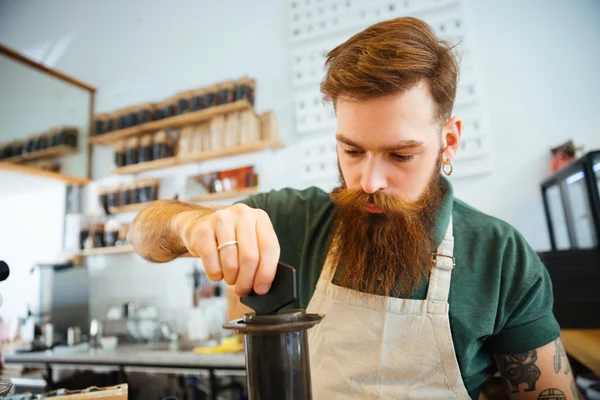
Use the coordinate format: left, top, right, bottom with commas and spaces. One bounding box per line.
306, 218, 471, 399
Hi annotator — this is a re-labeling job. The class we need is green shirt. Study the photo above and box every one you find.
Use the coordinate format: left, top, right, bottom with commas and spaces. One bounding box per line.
237, 176, 561, 399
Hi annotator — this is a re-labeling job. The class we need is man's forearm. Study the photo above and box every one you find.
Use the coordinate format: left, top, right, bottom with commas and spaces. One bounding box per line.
128, 199, 214, 263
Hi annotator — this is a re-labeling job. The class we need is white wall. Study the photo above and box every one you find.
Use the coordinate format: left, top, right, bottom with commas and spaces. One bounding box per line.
0, 179, 66, 320
0, 0, 599, 326
454, 0, 600, 250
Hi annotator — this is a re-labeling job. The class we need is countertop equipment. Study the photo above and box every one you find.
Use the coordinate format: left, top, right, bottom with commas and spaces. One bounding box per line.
223, 262, 323, 400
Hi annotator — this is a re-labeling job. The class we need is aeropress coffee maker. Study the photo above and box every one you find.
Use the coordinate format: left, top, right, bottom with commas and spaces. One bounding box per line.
223, 262, 323, 400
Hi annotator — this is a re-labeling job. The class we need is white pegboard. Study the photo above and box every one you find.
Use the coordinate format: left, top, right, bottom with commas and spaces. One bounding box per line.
288, 0, 461, 44
287, 0, 493, 184
299, 133, 338, 182
294, 87, 337, 134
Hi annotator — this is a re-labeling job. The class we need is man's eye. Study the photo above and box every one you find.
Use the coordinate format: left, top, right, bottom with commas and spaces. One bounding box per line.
344, 149, 363, 157
391, 153, 415, 162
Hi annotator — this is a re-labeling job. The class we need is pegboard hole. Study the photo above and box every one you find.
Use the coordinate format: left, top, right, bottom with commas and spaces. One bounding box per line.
306, 165, 311, 173
403, 0, 409, 8
293, 29, 300, 36
314, 98, 319, 106
360, 10, 366, 18
299, 101, 305, 109
292, 1, 297, 8
296, 72, 302, 79
296, 56, 302, 63
389, 3, 395, 12
455, 20, 461, 28
474, 122, 479, 130
346, 0, 351, 7
294, 14, 301, 21
320, 162, 326, 170
307, 24, 314, 32
468, 86, 475, 95
439, 24, 445, 32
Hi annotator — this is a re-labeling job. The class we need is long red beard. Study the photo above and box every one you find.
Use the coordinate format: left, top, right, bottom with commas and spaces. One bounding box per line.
328, 166, 444, 297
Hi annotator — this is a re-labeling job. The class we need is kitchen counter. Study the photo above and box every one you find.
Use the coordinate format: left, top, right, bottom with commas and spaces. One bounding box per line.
4, 343, 246, 370
4, 343, 246, 400
561, 329, 600, 376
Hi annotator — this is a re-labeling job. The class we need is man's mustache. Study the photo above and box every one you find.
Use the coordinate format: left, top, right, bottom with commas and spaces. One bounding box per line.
329, 187, 431, 214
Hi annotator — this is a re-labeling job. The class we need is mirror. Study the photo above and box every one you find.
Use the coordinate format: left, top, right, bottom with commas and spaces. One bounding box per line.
0, 44, 94, 188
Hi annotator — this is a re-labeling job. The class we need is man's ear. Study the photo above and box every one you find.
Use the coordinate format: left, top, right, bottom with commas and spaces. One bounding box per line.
441, 116, 462, 163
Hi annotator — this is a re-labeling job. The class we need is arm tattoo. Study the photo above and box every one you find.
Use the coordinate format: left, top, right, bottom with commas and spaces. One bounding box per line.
571, 381, 581, 400
553, 338, 571, 375
537, 388, 565, 399
497, 350, 541, 393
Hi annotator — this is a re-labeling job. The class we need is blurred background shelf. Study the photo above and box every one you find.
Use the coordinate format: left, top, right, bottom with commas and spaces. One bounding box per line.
90, 99, 252, 145
79, 245, 135, 256
2, 144, 78, 163
186, 186, 258, 203
0, 161, 91, 185
109, 202, 154, 214
178, 139, 284, 164
111, 139, 283, 176
112, 157, 178, 175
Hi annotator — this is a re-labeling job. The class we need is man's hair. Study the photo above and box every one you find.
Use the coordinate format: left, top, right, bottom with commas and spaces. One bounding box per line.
321, 17, 460, 124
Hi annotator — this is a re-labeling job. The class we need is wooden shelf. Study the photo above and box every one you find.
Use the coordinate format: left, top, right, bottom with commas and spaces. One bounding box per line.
79, 245, 135, 256
90, 100, 252, 145
178, 139, 284, 164
187, 187, 259, 203
112, 157, 179, 175
112, 139, 284, 176
3, 144, 79, 163
109, 202, 154, 214
0, 161, 91, 185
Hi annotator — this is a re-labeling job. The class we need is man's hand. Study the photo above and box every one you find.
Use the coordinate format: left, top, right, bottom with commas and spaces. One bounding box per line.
495, 338, 583, 399
174, 203, 280, 297
128, 200, 281, 297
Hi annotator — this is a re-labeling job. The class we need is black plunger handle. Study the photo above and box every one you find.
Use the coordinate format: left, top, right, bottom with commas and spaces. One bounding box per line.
241, 262, 297, 315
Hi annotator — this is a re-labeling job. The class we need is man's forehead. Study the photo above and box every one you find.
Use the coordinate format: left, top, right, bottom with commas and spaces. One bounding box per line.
335, 90, 439, 136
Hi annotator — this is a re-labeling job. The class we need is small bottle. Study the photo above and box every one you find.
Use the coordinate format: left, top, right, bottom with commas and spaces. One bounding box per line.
113, 141, 126, 168
94, 114, 106, 136
138, 135, 153, 163
152, 131, 170, 160
104, 219, 120, 247
125, 137, 140, 165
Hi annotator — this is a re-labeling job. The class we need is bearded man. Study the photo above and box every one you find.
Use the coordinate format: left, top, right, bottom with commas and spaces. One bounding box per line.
128, 16, 576, 400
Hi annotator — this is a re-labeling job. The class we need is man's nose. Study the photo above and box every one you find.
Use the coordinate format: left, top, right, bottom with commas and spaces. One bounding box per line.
360, 156, 387, 194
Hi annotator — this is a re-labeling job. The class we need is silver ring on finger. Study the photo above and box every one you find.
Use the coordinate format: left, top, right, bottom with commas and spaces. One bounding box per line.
217, 240, 238, 251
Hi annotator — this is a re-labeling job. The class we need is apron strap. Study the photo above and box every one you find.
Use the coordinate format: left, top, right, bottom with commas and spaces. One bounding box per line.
426, 216, 455, 303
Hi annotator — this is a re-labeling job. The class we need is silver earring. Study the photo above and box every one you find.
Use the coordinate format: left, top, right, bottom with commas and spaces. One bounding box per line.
443, 161, 453, 176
